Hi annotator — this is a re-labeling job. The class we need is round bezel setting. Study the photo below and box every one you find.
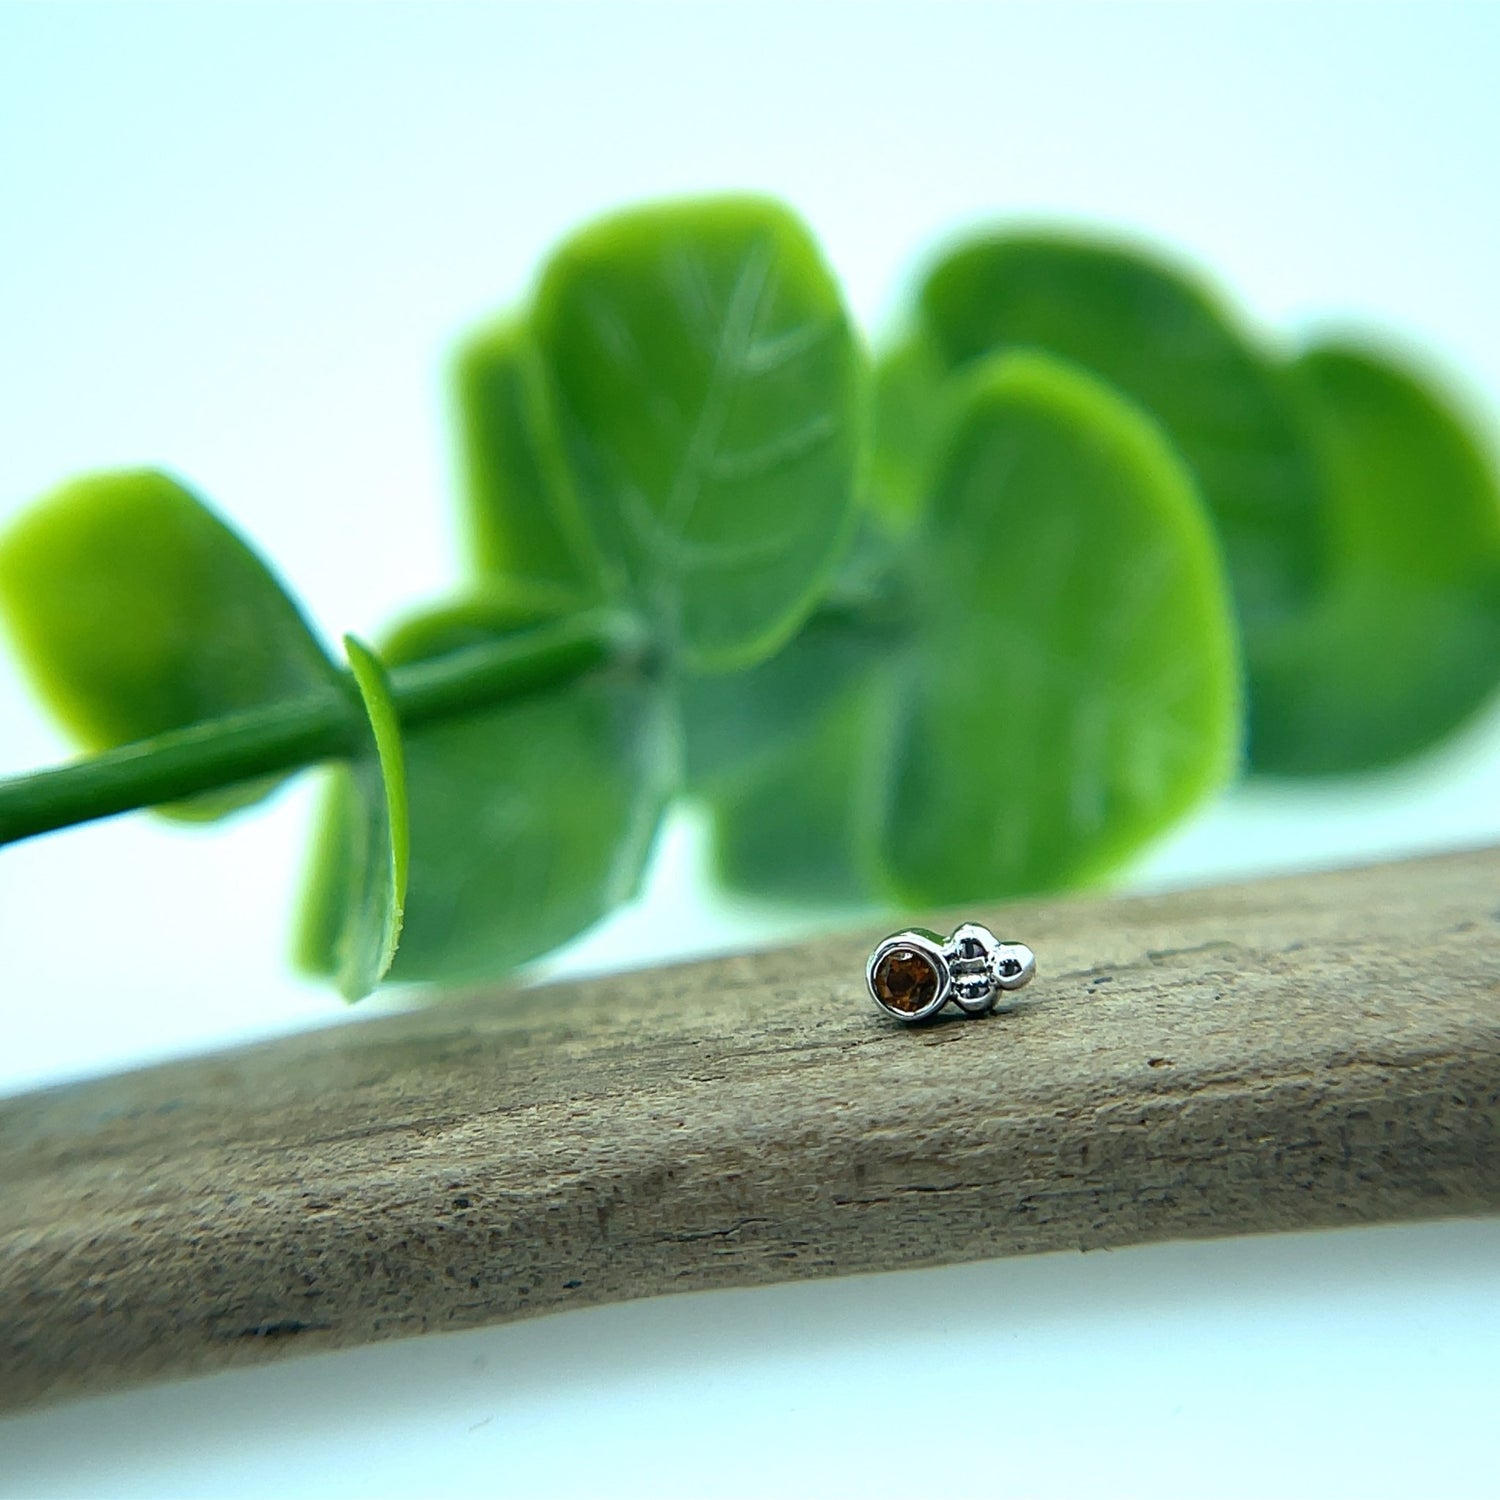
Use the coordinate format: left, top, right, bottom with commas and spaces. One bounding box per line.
866, 928, 951, 1022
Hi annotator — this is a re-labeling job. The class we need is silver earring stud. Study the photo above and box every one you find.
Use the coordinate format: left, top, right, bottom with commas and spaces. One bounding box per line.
866, 922, 1035, 1023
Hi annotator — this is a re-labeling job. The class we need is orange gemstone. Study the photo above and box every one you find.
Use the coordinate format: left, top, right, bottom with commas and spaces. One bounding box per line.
872, 947, 940, 1014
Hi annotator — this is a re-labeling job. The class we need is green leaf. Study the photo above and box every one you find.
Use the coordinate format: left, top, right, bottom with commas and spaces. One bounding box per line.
702, 353, 1241, 910
531, 196, 865, 671
683, 523, 904, 905
391, 681, 667, 983
687, 608, 895, 905
298, 599, 669, 987
681, 606, 892, 795
899, 233, 1328, 639
379, 587, 564, 665
870, 333, 948, 533
0, 469, 340, 820
881, 352, 1241, 903
453, 317, 602, 608
294, 769, 359, 981
1250, 343, 1500, 774
706, 653, 891, 906
326, 636, 409, 1000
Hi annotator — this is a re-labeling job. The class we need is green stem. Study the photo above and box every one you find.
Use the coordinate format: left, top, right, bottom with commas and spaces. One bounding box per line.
0, 610, 636, 848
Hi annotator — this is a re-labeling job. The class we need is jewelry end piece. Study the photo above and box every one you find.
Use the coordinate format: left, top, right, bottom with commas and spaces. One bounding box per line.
867, 922, 1035, 1024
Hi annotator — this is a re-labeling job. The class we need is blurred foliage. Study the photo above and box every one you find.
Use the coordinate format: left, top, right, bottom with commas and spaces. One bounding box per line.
300, 595, 671, 986
691, 354, 1239, 906
327, 635, 409, 999
1, 198, 1498, 999
874, 231, 1500, 775
1253, 343, 1500, 772
0, 470, 344, 821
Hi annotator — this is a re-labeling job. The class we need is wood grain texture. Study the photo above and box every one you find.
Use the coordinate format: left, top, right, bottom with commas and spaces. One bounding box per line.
3, 846, 1499, 1412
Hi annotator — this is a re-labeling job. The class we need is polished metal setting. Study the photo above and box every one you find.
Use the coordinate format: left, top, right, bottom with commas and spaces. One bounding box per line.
867, 922, 1035, 1023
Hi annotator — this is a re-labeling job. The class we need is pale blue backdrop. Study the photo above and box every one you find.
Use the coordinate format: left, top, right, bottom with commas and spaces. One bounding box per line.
2, 5, 1497, 1496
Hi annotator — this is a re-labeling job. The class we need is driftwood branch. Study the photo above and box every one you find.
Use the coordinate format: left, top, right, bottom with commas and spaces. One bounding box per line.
3, 846, 1499, 1412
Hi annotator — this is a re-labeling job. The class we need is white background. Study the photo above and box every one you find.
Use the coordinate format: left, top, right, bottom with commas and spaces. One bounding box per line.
1, 5, 1498, 1495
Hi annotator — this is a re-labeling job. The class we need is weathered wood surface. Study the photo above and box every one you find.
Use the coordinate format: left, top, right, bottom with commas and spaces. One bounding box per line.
3, 846, 1498, 1412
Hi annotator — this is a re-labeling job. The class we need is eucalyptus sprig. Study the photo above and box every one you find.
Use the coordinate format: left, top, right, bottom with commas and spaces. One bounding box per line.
2, 197, 1497, 1000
